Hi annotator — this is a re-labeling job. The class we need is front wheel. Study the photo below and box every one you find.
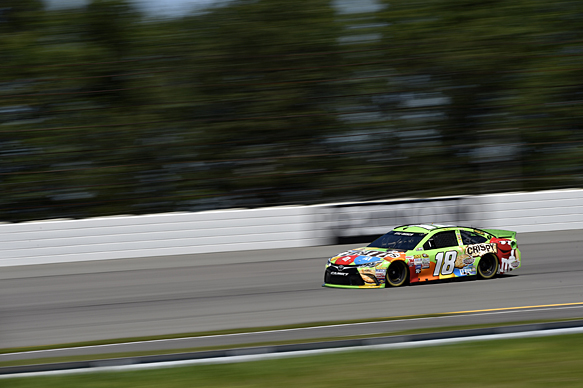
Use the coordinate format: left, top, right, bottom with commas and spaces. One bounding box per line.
386, 261, 409, 287
477, 254, 498, 279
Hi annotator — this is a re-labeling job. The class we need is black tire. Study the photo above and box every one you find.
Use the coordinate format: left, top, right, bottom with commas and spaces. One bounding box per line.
477, 254, 498, 279
385, 261, 409, 287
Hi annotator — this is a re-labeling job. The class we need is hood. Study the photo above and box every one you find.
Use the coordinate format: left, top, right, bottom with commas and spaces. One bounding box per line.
330, 248, 402, 266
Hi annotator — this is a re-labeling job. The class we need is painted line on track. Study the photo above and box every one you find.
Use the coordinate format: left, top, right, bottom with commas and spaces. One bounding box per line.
3, 301, 583, 362
2, 326, 583, 379
449, 302, 583, 314
3, 302, 583, 359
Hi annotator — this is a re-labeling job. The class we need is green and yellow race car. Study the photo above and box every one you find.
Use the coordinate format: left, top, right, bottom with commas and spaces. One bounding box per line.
324, 224, 521, 289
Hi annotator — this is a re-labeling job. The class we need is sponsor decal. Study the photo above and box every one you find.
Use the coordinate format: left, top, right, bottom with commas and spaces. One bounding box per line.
354, 255, 380, 265
494, 239, 518, 273
434, 251, 457, 276
331, 272, 348, 276
358, 250, 400, 259
414, 258, 423, 265
466, 243, 497, 256
414, 255, 422, 259
500, 249, 519, 272
493, 239, 513, 264
454, 253, 473, 268
455, 230, 464, 246
359, 268, 377, 284
375, 269, 386, 279
422, 258, 430, 269
459, 267, 477, 276
334, 256, 356, 265
416, 247, 423, 251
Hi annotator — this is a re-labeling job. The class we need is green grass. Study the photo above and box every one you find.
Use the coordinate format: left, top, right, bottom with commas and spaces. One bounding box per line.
4, 334, 583, 387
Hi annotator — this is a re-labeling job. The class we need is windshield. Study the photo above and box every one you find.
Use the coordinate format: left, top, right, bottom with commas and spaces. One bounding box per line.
367, 231, 426, 251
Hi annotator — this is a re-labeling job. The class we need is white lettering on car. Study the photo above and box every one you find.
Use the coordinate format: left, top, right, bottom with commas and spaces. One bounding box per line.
359, 250, 400, 259
433, 251, 457, 276
500, 249, 519, 272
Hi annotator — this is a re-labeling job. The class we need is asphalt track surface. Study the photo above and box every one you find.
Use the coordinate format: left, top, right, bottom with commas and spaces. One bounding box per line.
1, 230, 582, 356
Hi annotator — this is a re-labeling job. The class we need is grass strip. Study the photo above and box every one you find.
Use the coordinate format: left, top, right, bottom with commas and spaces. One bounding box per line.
1, 317, 582, 368
3, 333, 583, 387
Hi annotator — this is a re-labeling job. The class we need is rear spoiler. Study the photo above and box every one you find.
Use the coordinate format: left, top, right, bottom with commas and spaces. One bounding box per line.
482, 229, 517, 239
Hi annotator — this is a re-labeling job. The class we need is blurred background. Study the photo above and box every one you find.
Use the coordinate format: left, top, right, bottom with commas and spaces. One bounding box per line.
1, 0, 582, 222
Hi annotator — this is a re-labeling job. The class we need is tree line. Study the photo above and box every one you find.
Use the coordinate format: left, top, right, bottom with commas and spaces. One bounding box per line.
1, 0, 581, 222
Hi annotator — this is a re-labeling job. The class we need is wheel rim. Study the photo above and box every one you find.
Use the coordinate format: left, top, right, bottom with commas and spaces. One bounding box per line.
387, 262, 407, 286
479, 256, 497, 278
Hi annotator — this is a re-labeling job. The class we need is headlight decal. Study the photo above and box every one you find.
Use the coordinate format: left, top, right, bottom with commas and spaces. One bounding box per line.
354, 255, 383, 265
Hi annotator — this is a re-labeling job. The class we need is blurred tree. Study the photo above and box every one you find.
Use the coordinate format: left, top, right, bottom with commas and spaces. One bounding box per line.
0, 0, 43, 31
1, 0, 352, 220
2, 0, 582, 222
376, 0, 583, 193
0, 0, 150, 220
169, 0, 350, 207
0, 0, 49, 220
0, 0, 45, 79
503, 1, 583, 190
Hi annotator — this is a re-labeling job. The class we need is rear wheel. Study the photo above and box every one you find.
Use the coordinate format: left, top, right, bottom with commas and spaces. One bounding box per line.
386, 261, 409, 287
477, 254, 498, 279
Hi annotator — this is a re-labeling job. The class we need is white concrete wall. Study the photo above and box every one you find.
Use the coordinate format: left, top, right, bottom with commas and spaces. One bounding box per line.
320, 196, 476, 244
0, 206, 327, 267
0, 189, 581, 266
472, 189, 583, 233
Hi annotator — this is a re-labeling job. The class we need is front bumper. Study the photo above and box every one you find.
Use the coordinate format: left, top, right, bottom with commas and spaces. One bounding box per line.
323, 265, 385, 289
323, 283, 385, 289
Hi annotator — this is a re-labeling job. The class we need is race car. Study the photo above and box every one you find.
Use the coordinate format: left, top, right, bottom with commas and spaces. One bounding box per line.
323, 224, 521, 289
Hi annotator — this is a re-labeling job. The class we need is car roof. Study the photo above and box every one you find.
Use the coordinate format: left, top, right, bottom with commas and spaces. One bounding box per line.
393, 224, 480, 234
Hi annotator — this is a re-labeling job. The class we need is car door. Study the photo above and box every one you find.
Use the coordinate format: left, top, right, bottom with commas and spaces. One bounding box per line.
458, 229, 491, 276
418, 230, 462, 281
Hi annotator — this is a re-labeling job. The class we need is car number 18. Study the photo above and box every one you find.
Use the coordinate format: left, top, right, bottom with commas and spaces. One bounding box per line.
433, 251, 457, 276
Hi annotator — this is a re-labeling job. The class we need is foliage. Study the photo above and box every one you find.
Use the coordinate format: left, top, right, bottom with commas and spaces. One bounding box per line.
0, 0, 582, 221
376, 0, 583, 192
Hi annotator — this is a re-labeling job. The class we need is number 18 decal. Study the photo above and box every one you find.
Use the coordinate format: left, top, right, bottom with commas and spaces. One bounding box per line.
433, 251, 457, 276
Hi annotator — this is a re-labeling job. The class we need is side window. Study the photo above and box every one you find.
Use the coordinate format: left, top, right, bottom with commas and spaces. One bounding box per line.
423, 238, 435, 250
431, 231, 459, 249
460, 230, 488, 245
423, 231, 459, 250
